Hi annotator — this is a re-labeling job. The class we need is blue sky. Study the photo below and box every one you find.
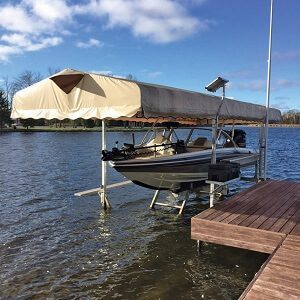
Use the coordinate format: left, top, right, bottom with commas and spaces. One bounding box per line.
0, 0, 299, 110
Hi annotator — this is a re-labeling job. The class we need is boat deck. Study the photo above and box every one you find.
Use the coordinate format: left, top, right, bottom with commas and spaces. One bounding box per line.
191, 180, 300, 299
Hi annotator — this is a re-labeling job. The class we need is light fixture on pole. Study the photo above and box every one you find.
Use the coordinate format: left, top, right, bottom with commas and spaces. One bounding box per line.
205, 76, 229, 130
205, 77, 229, 208
205, 77, 229, 95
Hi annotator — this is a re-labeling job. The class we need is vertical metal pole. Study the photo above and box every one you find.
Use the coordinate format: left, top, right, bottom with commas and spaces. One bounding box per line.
264, 0, 274, 180
215, 84, 225, 132
259, 123, 265, 179
211, 119, 217, 165
210, 118, 217, 207
101, 119, 110, 209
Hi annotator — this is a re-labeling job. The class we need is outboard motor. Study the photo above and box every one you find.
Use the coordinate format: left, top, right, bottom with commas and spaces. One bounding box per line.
224, 129, 246, 148
231, 129, 246, 147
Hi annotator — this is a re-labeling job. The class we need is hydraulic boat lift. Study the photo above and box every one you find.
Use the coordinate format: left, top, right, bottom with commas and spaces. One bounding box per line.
11, 68, 281, 213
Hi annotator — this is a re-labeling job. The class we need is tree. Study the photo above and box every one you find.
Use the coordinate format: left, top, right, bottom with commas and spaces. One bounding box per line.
0, 89, 11, 129
126, 74, 137, 81
1, 76, 13, 110
48, 67, 61, 76
282, 109, 300, 124
85, 119, 95, 128
11, 70, 43, 129
11, 70, 42, 95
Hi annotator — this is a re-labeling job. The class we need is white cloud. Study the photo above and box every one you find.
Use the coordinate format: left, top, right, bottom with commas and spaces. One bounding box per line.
275, 96, 290, 101
1, 33, 31, 48
0, 0, 210, 61
76, 38, 103, 48
0, 45, 22, 61
0, 1, 67, 61
237, 80, 265, 92
275, 79, 300, 89
23, 0, 72, 23
88, 70, 128, 79
272, 101, 292, 110
0, 33, 62, 61
0, 5, 39, 33
141, 69, 163, 78
222, 69, 254, 79
74, 0, 211, 43
273, 50, 300, 61
90, 70, 113, 76
26, 37, 63, 51
233, 78, 300, 92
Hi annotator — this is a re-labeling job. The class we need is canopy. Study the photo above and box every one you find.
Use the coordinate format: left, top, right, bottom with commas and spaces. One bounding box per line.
11, 69, 281, 122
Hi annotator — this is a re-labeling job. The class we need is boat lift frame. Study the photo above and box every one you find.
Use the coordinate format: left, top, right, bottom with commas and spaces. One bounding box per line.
75, 117, 264, 214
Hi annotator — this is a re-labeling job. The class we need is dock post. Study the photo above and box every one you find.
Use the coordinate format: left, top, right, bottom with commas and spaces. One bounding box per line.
100, 119, 111, 209
197, 240, 203, 254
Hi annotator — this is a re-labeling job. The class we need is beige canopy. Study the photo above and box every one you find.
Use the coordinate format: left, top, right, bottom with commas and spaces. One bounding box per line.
11, 68, 281, 122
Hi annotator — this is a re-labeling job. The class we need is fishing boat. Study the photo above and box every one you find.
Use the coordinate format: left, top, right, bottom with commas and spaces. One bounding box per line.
102, 124, 254, 192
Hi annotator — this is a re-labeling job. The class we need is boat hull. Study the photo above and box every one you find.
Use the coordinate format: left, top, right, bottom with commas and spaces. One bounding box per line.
111, 148, 254, 192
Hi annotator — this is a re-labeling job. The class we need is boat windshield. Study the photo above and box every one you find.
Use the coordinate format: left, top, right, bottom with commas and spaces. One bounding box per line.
139, 126, 237, 150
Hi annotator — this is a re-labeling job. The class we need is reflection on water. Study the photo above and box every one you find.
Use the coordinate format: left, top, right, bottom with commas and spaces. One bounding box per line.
0, 127, 299, 299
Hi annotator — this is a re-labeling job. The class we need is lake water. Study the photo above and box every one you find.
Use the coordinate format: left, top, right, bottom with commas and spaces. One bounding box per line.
0, 127, 299, 299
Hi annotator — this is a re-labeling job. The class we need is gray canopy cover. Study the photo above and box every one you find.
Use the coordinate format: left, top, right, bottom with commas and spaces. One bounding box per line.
11, 69, 281, 122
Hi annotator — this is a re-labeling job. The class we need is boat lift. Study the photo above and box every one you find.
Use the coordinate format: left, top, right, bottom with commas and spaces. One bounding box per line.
74, 118, 262, 213
11, 67, 280, 214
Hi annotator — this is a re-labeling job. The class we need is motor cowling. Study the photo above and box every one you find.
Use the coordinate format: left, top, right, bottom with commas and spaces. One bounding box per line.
224, 129, 246, 148
232, 129, 246, 147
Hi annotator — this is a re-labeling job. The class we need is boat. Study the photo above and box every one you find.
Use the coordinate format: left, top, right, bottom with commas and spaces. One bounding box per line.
102, 124, 255, 192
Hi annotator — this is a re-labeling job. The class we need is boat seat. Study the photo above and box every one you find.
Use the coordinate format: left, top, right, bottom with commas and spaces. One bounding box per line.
193, 137, 207, 146
203, 140, 212, 147
187, 137, 212, 152
147, 134, 170, 146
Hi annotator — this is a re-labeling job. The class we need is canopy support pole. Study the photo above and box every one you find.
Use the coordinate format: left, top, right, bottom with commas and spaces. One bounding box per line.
210, 118, 217, 207
259, 123, 265, 179
263, 0, 274, 180
100, 120, 111, 209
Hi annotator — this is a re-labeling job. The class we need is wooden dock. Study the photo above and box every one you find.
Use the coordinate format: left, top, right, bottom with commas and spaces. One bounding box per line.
191, 180, 300, 299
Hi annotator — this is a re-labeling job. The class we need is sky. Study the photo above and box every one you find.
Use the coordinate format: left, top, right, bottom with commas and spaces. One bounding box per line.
0, 0, 299, 111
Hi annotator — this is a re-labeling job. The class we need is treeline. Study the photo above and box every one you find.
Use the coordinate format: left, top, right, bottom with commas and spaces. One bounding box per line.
281, 110, 300, 125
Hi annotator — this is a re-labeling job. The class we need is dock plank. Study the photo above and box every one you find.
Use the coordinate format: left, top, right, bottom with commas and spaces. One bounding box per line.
242, 182, 298, 229
208, 180, 287, 224
202, 180, 275, 222
191, 218, 284, 253
228, 181, 291, 226
258, 183, 299, 231
195, 182, 268, 220
241, 235, 300, 299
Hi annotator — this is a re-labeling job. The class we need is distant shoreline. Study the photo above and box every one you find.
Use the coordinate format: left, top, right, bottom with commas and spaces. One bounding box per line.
246, 124, 300, 128
0, 126, 149, 133
0, 124, 299, 133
